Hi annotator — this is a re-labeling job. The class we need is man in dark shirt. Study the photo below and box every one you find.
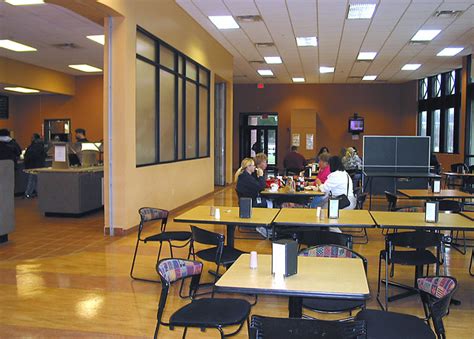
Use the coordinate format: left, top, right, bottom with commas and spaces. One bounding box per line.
75, 128, 89, 143
0, 129, 21, 165
283, 146, 306, 174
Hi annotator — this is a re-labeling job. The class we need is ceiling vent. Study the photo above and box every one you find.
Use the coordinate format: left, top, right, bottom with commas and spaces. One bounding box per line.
409, 41, 429, 46
433, 10, 463, 18
51, 43, 81, 50
236, 15, 262, 22
249, 60, 265, 64
233, 75, 247, 78
348, 76, 363, 79
255, 42, 274, 48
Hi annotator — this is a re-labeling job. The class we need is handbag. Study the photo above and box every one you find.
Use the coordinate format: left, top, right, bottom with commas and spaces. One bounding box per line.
333, 174, 351, 209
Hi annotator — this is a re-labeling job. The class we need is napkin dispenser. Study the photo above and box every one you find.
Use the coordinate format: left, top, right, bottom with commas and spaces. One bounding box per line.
432, 178, 441, 193
425, 201, 439, 223
239, 197, 252, 218
328, 196, 340, 219
272, 239, 298, 277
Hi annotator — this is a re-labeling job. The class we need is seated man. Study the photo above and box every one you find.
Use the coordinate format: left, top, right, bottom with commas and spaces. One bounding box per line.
283, 146, 306, 175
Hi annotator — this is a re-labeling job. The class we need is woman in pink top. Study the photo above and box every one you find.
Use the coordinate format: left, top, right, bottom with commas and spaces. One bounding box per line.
315, 152, 330, 184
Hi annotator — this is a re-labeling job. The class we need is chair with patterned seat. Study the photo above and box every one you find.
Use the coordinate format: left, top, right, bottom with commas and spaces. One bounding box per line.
130, 207, 192, 283
154, 258, 250, 339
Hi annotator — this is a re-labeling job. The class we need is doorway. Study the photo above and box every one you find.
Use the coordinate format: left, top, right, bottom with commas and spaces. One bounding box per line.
239, 113, 278, 172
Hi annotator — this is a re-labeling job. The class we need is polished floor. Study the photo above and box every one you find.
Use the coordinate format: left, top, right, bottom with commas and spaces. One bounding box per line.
0, 187, 473, 338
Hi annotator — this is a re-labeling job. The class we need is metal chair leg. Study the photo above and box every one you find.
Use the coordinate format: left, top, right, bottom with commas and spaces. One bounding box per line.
470, 251, 474, 276
130, 238, 141, 279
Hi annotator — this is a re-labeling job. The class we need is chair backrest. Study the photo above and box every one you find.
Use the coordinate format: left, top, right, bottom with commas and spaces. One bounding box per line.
299, 245, 368, 273
250, 315, 367, 339
297, 230, 353, 249
356, 192, 367, 210
386, 231, 443, 250
438, 199, 461, 213
384, 191, 398, 211
417, 276, 457, 338
138, 207, 169, 234
450, 163, 468, 173
190, 225, 224, 246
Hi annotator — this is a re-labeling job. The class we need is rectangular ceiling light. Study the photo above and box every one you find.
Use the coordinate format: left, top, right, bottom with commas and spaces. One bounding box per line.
68, 64, 102, 72
264, 56, 282, 64
0, 39, 36, 52
347, 3, 376, 19
319, 66, 335, 74
437, 47, 464, 56
292, 77, 305, 83
401, 64, 421, 71
357, 52, 377, 60
208, 16, 239, 29
362, 75, 377, 81
4, 86, 39, 93
5, 0, 44, 5
411, 29, 441, 42
87, 35, 105, 45
296, 37, 317, 47
257, 69, 274, 76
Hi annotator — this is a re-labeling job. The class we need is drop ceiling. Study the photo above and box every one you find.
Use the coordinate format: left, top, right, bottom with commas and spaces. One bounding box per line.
176, 0, 474, 84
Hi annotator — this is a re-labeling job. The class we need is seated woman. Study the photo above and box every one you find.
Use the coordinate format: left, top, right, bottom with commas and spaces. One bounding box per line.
310, 156, 356, 210
235, 157, 267, 208
314, 152, 331, 185
342, 147, 362, 188
315, 146, 329, 163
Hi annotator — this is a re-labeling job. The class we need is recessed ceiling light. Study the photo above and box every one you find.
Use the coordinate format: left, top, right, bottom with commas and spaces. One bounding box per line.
292, 77, 305, 83
208, 16, 239, 29
0, 39, 36, 52
87, 35, 105, 45
401, 64, 421, 71
257, 69, 274, 77
319, 66, 335, 74
296, 37, 317, 47
68, 64, 102, 73
4, 86, 39, 93
362, 75, 377, 81
5, 0, 44, 5
411, 29, 441, 42
437, 47, 464, 57
357, 52, 377, 60
264, 56, 282, 64
347, 3, 376, 19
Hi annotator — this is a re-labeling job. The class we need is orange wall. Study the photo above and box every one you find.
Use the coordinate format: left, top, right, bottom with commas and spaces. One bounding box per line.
0, 75, 103, 148
233, 82, 417, 171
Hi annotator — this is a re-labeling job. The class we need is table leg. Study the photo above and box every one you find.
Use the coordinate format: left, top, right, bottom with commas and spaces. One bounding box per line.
288, 296, 302, 318
226, 224, 235, 248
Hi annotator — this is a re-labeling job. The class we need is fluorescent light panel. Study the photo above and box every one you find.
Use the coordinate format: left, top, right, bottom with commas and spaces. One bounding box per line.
292, 77, 305, 83
437, 47, 464, 56
296, 37, 317, 47
208, 16, 239, 29
87, 35, 105, 45
319, 66, 335, 74
401, 64, 421, 71
4, 86, 39, 93
68, 64, 102, 73
357, 52, 377, 60
0, 39, 36, 52
411, 29, 441, 42
257, 69, 274, 76
264, 56, 282, 64
347, 3, 376, 19
5, 0, 44, 5
362, 75, 377, 81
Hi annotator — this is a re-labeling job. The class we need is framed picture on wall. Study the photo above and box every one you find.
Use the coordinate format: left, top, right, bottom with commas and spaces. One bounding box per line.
0, 95, 8, 119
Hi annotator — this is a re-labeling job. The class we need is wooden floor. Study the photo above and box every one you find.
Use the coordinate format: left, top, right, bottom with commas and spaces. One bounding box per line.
0, 187, 473, 338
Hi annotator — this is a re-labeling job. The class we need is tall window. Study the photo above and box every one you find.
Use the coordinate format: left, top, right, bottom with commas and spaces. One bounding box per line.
135, 27, 210, 166
417, 69, 461, 154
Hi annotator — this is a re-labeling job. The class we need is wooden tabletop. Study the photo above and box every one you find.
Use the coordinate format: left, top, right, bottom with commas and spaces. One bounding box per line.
215, 254, 370, 299
441, 172, 474, 177
173, 205, 280, 226
273, 208, 376, 228
370, 211, 474, 230
397, 189, 473, 199
261, 186, 324, 197
460, 211, 474, 221
30, 166, 104, 173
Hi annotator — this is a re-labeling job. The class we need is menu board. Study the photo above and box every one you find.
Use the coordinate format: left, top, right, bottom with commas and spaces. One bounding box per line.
0, 95, 8, 119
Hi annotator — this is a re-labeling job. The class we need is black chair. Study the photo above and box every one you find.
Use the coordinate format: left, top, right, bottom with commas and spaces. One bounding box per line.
447, 163, 468, 189
130, 207, 191, 283
295, 229, 353, 250
249, 315, 366, 339
234, 190, 265, 240
385, 191, 398, 211
438, 200, 466, 255
376, 231, 444, 311
154, 258, 250, 339
343, 191, 369, 244
469, 250, 474, 276
299, 245, 367, 317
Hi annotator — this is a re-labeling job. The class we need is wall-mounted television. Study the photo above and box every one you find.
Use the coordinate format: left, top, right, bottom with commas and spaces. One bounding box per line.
348, 117, 364, 133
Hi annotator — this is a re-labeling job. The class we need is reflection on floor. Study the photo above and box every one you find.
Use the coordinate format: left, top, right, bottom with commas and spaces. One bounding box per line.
0, 187, 473, 338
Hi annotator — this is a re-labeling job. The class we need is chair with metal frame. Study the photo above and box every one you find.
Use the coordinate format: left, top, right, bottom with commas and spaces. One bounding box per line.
154, 258, 251, 339
437, 199, 467, 255
469, 251, 474, 276
249, 315, 367, 339
295, 229, 353, 250
343, 190, 369, 244
447, 163, 468, 189
130, 207, 192, 283
376, 231, 444, 311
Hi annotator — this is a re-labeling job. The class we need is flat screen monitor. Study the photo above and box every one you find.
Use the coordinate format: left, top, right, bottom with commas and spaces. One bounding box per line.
348, 117, 364, 133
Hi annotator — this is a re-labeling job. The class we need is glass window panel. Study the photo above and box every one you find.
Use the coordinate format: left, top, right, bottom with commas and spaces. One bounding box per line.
178, 56, 184, 75
432, 109, 441, 152
186, 60, 197, 81
435, 74, 441, 97
160, 45, 175, 70
199, 87, 209, 156
248, 115, 278, 126
446, 108, 455, 153
159, 69, 175, 162
199, 68, 209, 86
136, 31, 155, 61
177, 78, 183, 160
268, 129, 276, 165
185, 81, 197, 158
419, 111, 427, 136
450, 71, 456, 94
136, 59, 157, 165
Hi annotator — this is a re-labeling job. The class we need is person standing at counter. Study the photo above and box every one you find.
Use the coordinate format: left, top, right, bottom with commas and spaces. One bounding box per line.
283, 146, 306, 175
24, 134, 47, 199
75, 128, 89, 143
0, 129, 21, 166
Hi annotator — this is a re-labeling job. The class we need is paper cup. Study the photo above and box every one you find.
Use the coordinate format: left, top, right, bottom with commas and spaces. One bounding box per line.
250, 251, 258, 269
